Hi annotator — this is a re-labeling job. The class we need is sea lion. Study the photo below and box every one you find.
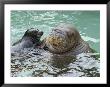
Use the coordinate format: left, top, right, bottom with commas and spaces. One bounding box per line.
11, 28, 43, 52
43, 24, 92, 55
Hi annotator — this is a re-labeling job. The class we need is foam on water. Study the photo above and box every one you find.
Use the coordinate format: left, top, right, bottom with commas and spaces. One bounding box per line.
11, 48, 100, 77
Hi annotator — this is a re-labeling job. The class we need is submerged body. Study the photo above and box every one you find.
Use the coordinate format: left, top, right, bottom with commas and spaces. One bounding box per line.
10, 24, 99, 77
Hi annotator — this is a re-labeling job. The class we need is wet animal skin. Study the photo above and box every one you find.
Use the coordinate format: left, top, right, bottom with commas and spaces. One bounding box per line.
11, 28, 43, 52
44, 24, 92, 55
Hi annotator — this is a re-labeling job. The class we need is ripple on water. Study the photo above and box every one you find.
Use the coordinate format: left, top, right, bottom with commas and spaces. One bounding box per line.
11, 48, 100, 77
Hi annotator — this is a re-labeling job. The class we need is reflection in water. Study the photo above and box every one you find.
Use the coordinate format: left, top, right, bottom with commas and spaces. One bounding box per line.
50, 54, 76, 69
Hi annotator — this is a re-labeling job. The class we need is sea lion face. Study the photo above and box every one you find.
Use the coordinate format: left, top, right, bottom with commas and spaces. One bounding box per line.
45, 24, 81, 54
23, 28, 43, 43
12, 28, 43, 52
24, 28, 43, 39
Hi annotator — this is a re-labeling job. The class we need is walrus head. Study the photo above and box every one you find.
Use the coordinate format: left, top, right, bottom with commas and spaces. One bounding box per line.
45, 24, 81, 54
22, 28, 43, 44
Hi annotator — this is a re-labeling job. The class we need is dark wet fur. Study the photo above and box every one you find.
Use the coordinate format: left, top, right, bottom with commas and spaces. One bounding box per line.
12, 28, 43, 48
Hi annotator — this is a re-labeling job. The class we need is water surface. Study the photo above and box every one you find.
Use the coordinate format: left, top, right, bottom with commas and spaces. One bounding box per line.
11, 11, 100, 77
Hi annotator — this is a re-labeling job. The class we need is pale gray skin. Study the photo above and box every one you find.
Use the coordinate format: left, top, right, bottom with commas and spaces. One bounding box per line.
11, 28, 43, 52
44, 24, 92, 56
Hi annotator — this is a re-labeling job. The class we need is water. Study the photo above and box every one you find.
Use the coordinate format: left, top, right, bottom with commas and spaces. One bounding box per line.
11, 10, 100, 77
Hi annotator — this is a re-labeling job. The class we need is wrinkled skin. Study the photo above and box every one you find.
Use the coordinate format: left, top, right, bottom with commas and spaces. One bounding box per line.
43, 24, 92, 55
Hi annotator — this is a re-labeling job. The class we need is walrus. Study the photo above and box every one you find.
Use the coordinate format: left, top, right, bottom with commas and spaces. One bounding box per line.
11, 28, 43, 52
43, 24, 92, 56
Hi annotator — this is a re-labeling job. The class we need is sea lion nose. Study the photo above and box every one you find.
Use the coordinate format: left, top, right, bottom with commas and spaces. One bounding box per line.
39, 31, 43, 35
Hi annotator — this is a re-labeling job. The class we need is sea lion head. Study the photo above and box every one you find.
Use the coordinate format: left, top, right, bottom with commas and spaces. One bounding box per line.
22, 28, 43, 44
45, 24, 81, 54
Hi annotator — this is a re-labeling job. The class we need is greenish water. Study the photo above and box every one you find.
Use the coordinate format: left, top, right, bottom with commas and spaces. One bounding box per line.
11, 11, 100, 77
11, 11, 100, 52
